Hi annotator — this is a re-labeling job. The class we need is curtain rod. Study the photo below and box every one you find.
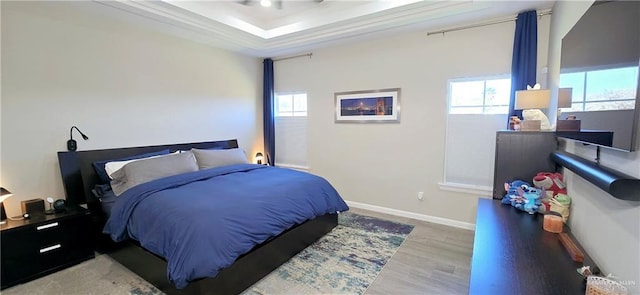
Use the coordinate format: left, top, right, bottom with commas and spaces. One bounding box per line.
273, 53, 313, 62
427, 10, 552, 36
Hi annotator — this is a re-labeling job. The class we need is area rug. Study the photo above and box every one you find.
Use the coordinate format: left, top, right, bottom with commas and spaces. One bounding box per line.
1, 212, 413, 295
243, 212, 414, 295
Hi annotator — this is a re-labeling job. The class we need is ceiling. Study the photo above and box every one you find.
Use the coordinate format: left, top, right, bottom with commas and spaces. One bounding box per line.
95, 0, 555, 57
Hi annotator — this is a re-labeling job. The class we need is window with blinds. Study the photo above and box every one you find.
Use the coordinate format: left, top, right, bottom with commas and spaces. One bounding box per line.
275, 92, 308, 169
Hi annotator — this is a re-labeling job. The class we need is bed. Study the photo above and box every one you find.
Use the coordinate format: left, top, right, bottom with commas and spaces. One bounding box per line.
57, 139, 348, 295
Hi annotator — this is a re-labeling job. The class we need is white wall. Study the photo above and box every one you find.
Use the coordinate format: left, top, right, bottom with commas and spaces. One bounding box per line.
275, 15, 550, 224
0, 1, 262, 216
548, 1, 640, 291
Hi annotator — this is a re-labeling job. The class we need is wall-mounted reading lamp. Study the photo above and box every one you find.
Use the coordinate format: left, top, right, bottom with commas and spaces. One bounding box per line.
67, 126, 89, 151
255, 152, 264, 165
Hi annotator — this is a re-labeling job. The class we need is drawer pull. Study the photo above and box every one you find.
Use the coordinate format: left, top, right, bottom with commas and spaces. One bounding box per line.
40, 244, 61, 253
36, 222, 59, 231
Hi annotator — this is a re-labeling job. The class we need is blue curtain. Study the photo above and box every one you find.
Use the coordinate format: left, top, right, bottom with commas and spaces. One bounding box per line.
508, 10, 538, 123
263, 58, 275, 166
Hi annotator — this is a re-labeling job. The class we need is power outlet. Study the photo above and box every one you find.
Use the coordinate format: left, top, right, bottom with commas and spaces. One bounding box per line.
417, 191, 424, 201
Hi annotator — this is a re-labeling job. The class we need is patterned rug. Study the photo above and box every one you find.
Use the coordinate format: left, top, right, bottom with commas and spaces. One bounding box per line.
2, 212, 413, 295
243, 213, 414, 294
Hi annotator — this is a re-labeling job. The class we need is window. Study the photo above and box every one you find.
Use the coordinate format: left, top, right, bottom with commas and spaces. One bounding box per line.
442, 75, 511, 196
559, 66, 638, 112
274, 92, 308, 169
276, 93, 307, 117
448, 76, 511, 114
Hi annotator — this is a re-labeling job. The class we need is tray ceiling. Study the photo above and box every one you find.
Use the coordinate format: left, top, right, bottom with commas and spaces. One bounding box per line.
94, 0, 554, 57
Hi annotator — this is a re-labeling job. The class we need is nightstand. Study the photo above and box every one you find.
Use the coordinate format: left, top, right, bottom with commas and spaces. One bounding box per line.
0, 205, 94, 289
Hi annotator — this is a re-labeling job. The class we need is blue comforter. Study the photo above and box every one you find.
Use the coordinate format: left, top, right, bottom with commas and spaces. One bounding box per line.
103, 164, 348, 289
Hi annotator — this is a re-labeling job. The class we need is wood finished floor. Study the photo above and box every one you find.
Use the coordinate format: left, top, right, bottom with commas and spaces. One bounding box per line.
350, 207, 475, 295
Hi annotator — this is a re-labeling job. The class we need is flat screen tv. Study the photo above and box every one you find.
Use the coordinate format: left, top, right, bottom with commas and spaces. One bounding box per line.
558, 0, 639, 152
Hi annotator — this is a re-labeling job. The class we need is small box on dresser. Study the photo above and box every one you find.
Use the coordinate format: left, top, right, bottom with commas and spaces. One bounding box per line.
556, 119, 581, 131
0, 205, 94, 289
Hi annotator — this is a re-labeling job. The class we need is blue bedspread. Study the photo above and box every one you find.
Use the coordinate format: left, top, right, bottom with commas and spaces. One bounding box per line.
103, 164, 348, 289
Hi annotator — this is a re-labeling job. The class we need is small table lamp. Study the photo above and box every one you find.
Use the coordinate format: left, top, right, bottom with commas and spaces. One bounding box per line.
515, 85, 551, 131
255, 152, 264, 165
0, 187, 13, 224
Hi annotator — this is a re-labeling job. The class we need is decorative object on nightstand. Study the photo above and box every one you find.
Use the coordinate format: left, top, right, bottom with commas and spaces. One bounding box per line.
0, 187, 13, 224
53, 199, 67, 213
67, 125, 89, 152
255, 152, 264, 165
20, 198, 45, 218
515, 84, 551, 131
0, 206, 94, 289
45, 197, 55, 215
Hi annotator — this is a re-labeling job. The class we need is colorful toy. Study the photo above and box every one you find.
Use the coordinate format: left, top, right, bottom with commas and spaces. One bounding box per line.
533, 172, 567, 212
501, 180, 531, 205
501, 180, 544, 214
533, 172, 566, 197
518, 186, 544, 214
550, 193, 572, 222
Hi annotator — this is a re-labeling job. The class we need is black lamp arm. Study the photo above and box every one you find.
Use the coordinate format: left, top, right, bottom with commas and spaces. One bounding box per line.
70, 126, 89, 140
67, 126, 89, 151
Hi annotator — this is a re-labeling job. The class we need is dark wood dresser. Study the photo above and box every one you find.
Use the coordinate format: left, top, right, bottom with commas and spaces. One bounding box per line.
469, 198, 597, 295
493, 131, 558, 199
0, 206, 94, 289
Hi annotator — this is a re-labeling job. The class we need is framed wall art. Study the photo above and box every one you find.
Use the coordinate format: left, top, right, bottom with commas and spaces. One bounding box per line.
334, 88, 401, 123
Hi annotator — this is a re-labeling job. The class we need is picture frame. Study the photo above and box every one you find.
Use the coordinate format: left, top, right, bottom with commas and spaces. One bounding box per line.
334, 88, 401, 123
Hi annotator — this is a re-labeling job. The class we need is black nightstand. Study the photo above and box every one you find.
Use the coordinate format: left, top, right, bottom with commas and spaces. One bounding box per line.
0, 206, 95, 289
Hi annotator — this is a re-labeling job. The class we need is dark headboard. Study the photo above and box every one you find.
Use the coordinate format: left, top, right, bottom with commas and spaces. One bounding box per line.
58, 139, 238, 217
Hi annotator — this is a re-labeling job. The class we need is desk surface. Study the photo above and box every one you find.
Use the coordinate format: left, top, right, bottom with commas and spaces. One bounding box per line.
469, 199, 596, 295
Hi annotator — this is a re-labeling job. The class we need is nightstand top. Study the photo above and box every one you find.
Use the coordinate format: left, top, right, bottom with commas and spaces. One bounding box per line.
0, 205, 89, 232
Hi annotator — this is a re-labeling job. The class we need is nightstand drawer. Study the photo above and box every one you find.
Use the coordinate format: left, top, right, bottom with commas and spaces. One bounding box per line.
1, 207, 94, 289
35, 218, 88, 248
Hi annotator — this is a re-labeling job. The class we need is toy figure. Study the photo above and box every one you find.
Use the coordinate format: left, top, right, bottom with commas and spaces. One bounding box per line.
533, 172, 567, 212
501, 180, 543, 214
518, 186, 544, 214
501, 180, 531, 205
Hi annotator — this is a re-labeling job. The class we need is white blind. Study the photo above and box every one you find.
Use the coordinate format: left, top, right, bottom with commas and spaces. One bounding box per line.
444, 114, 507, 187
275, 116, 308, 167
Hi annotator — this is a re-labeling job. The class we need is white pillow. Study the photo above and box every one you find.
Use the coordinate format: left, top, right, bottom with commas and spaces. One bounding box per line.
105, 151, 179, 179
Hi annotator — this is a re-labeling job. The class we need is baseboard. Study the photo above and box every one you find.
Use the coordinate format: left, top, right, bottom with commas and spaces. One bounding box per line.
345, 200, 476, 231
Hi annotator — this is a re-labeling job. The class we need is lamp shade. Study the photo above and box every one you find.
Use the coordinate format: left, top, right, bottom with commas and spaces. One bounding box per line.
515, 89, 551, 110
558, 88, 573, 108
0, 187, 12, 223
0, 187, 12, 202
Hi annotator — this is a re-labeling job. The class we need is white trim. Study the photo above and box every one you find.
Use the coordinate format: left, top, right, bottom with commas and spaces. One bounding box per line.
345, 200, 476, 231
438, 182, 492, 197
275, 163, 309, 172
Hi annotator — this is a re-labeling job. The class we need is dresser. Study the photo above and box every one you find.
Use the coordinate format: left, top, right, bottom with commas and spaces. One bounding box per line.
0, 206, 94, 289
493, 131, 558, 199
469, 199, 596, 294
